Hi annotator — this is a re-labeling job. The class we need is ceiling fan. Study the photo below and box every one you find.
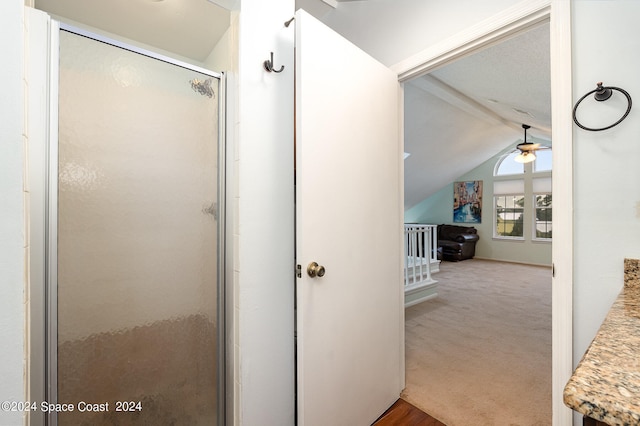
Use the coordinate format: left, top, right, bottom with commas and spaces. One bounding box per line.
514, 124, 550, 163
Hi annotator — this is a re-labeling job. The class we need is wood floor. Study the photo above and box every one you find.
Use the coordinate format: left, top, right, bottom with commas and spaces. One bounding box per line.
373, 399, 445, 426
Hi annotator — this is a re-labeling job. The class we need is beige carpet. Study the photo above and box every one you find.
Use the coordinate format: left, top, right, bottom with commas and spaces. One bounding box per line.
402, 259, 552, 426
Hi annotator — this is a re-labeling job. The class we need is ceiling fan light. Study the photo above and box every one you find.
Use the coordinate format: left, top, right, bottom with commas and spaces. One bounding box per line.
514, 124, 537, 163
515, 151, 536, 164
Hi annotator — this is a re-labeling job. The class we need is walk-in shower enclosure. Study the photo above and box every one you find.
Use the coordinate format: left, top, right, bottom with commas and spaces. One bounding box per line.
33, 24, 226, 425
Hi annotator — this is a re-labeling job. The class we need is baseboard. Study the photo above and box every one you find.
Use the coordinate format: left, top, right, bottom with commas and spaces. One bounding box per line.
472, 256, 552, 268
405, 280, 438, 307
430, 259, 441, 273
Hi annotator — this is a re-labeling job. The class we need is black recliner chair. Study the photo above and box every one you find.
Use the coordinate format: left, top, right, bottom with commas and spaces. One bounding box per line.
437, 224, 479, 261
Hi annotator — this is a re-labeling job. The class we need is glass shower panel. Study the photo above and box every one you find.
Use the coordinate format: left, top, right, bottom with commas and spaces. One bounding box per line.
57, 31, 219, 425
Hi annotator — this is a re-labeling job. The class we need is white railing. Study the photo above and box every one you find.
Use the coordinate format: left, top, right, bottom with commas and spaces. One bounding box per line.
404, 224, 439, 306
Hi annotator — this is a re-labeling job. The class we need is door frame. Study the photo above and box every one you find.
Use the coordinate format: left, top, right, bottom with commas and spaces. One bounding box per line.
27, 14, 229, 425
391, 1, 573, 424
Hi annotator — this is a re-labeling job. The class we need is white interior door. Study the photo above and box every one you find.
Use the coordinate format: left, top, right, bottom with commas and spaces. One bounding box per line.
295, 10, 404, 426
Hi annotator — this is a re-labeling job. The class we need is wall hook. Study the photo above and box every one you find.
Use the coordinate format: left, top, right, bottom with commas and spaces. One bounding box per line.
263, 52, 285, 73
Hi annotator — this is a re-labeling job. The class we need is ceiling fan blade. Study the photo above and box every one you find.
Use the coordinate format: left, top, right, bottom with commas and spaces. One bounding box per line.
516, 142, 541, 152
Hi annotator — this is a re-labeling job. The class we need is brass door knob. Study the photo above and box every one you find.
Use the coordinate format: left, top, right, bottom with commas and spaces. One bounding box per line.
307, 262, 326, 278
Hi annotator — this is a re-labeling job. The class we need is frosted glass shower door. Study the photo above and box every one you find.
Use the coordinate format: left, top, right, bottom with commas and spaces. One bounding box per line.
55, 30, 221, 425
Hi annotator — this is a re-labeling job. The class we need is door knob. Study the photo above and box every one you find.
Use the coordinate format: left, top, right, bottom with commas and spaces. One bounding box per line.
307, 262, 326, 278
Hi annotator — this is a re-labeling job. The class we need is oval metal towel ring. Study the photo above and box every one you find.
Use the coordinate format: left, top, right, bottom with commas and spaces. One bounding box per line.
573, 82, 632, 131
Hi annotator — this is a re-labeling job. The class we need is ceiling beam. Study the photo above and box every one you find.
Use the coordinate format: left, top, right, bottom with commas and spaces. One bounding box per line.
408, 75, 552, 138
321, 0, 368, 8
410, 75, 520, 130
321, 0, 338, 8
206, 0, 239, 10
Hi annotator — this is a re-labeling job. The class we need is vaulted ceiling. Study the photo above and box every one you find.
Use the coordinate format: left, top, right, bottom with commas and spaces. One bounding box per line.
34, 0, 550, 211
403, 23, 550, 208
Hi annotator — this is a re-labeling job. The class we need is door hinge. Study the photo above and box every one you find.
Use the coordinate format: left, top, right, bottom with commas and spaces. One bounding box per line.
552, 263, 555, 277
296, 264, 302, 278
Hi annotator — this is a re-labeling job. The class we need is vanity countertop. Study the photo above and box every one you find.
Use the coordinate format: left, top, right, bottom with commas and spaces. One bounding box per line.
564, 258, 640, 425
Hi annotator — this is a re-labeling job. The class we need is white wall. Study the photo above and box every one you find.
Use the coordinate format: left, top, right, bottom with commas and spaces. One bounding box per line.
0, 1, 26, 425
304, 0, 521, 67
235, 0, 295, 424
571, 0, 640, 362
204, 14, 236, 72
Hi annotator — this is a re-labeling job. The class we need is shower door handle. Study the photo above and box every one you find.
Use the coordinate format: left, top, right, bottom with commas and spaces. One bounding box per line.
202, 202, 218, 220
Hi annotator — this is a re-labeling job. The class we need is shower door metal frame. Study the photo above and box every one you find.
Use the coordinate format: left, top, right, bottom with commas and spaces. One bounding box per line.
40, 20, 228, 426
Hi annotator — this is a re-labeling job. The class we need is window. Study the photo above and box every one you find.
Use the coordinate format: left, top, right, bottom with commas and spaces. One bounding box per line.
534, 194, 552, 239
493, 146, 552, 242
494, 152, 524, 176
495, 194, 525, 238
533, 149, 552, 172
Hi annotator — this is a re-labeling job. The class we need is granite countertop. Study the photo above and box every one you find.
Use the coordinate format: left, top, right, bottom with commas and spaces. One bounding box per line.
564, 258, 640, 425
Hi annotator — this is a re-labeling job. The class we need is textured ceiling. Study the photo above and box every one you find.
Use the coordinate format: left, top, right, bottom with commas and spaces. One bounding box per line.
429, 23, 551, 135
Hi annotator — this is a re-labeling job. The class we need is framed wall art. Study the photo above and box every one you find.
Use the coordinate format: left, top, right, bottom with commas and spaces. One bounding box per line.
453, 180, 482, 223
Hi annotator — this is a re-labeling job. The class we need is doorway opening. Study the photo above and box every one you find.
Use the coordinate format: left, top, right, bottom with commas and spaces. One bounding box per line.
398, 1, 572, 423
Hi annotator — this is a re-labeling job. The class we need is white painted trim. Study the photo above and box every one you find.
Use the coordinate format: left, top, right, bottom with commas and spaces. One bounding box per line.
26, 8, 53, 426
404, 280, 438, 295
393, 1, 574, 424
398, 79, 406, 393
549, 1, 573, 424
392, 0, 551, 82
473, 256, 551, 268
404, 286, 438, 309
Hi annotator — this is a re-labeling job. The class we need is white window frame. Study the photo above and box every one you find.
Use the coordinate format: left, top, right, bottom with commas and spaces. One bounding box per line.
494, 152, 525, 177
533, 148, 553, 173
533, 192, 552, 242
493, 148, 552, 243
493, 193, 526, 240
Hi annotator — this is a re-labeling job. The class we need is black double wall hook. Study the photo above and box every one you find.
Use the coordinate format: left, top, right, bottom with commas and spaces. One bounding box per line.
263, 52, 284, 73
